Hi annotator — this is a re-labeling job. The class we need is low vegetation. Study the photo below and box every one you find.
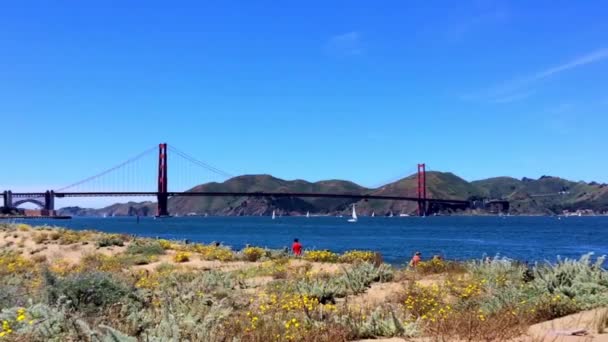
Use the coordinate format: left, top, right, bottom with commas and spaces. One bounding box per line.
0, 223, 607, 341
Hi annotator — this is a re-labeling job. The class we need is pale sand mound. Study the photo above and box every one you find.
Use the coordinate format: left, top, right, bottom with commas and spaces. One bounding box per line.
344, 282, 405, 308
525, 308, 608, 342
355, 338, 407, 342
1, 229, 127, 263
290, 259, 347, 274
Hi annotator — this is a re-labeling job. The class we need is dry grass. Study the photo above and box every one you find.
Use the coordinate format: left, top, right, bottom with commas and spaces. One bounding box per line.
595, 308, 608, 334
423, 308, 529, 342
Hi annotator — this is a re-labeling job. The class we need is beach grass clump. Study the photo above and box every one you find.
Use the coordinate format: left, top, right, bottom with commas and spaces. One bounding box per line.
44, 229, 95, 245
0, 251, 36, 277
32, 232, 49, 244
339, 250, 376, 263
239, 258, 290, 279
173, 251, 191, 263
96, 234, 127, 248
16, 224, 31, 232
191, 243, 235, 261
126, 239, 165, 256
422, 306, 528, 341
336, 306, 419, 339
303, 250, 339, 263
157, 239, 173, 250
80, 253, 158, 272
242, 246, 266, 262
416, 257, 466, 275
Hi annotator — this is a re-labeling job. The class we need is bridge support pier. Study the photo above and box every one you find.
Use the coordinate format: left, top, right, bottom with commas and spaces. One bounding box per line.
157, 193, 169, 217
2, 191, 13, 208
44, 190, 55, 211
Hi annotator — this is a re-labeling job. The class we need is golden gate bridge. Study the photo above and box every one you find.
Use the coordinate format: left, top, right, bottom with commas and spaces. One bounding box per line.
2, 143, 471, 217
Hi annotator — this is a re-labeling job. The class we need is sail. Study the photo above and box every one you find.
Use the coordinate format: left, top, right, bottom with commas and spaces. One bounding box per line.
306, 211, 310, 218
272, 210, 276, 220
371, 211, 375, 217
352, 204, 358, 220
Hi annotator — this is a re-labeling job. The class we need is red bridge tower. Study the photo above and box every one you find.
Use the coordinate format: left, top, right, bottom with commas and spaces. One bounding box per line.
157, 143, 169, 217
417, 163, 427, 216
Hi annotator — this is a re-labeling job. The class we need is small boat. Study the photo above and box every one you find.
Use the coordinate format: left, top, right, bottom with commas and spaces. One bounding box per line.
389, 211, 394, 218
272, 210, 276, 220
371, 211, 375, 217
347, 204, 358, 223
399, 213, 410, 217
306, 211, 310, 218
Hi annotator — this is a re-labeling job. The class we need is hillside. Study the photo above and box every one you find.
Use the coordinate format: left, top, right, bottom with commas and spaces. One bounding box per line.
56, 173, 608, 216
58, 172, 481, 217
472, 176, 608, 214
167, 175, 369, 216
351, 171, 485, 216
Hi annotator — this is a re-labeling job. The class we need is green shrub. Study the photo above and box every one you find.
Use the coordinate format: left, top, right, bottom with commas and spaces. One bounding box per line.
296, 262, 394, 302
0, 303, 137, 341
532, 253, 608, 309
296, 277, 347, 303
44, 270, 132, 314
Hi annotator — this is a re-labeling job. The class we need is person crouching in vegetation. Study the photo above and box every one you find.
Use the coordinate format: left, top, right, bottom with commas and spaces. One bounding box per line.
409, 251, 422, 267
292, 238, 302, 256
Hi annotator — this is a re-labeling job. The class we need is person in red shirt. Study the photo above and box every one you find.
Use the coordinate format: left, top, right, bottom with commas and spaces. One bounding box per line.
292, 238, 303, 256
409, 251, 422, 267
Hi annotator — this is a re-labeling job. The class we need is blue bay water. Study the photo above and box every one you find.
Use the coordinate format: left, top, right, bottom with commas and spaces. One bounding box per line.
12, 216, 608, 265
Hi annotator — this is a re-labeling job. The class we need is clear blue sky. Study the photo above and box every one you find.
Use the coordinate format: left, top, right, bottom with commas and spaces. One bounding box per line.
2, 1, 608, 205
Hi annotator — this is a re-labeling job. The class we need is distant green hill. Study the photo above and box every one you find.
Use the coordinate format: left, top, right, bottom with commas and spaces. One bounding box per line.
57, 173, 608, 216
473, 176, 608, 214
167, 174, 369, 216
352, 172, 485, 216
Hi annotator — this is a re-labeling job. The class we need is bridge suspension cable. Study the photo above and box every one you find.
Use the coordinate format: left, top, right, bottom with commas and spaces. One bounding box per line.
56, 145, 158, 192
168, 145, 234, 179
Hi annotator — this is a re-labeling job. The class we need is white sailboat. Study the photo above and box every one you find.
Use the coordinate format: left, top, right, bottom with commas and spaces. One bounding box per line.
272, 210, 276, 220
389, 210, 394, 218
306, 211, 310, 218
347, 204, 358, 223
371, 211, 375, 217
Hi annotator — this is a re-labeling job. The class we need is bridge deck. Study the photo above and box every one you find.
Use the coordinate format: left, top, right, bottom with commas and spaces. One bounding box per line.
8, 191, 469, 205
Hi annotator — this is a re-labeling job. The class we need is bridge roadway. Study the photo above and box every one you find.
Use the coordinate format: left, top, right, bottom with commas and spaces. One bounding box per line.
9, 191, 470, 205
